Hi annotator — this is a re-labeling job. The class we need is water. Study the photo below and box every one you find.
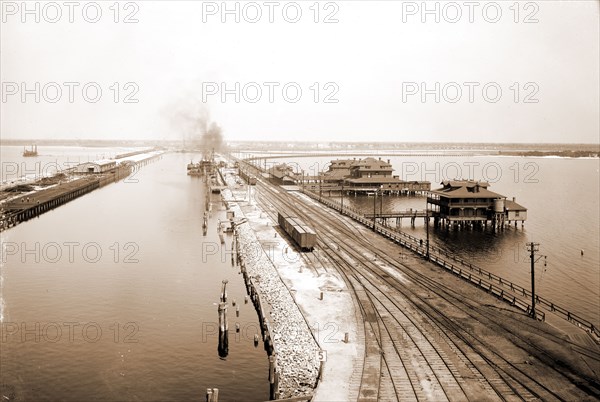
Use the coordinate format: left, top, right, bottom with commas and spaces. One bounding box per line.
270, 154, 600, 327
1, 145, 145, 184
0, 151, 269, 401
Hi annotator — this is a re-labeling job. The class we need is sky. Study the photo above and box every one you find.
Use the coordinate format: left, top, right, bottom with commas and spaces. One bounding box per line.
1, 0, 599, 143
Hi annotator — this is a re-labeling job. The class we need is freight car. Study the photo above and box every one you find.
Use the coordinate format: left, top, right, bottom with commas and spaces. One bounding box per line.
239, 169, 257, 185
277, 212, 316, 251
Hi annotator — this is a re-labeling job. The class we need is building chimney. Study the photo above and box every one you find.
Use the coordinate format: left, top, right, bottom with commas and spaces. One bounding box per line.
387, 159, 390, 164
513, 197, 516, 202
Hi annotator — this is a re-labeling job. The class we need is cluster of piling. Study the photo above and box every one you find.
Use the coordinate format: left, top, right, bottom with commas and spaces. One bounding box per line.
222, 189, 320, 400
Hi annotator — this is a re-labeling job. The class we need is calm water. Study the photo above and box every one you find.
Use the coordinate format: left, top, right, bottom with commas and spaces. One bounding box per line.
275, 155, 600, 327
0, 150, 269, 401
1, 145, 145, 183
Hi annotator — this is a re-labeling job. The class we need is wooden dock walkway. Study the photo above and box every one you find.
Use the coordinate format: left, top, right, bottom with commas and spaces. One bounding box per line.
364, 210, 428, 219
1, 177, 100, 229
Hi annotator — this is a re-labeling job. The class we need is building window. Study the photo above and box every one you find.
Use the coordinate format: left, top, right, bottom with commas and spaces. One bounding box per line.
515, 211, 520, 217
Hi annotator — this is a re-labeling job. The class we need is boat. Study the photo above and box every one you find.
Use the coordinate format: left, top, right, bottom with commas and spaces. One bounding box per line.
23, 145, 38, 157
187, 152, 216, 176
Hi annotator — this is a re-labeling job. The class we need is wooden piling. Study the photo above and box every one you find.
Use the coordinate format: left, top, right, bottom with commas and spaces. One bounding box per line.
218, 302, 228, 332
220, 279, 228, 302
269, 355, 276, 383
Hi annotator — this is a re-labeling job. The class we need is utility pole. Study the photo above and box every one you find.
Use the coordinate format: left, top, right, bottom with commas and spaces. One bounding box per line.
319, 175, 322, 199
373, 189, 377, 230
526, 242, 547, 319
426, 202, 430, 260
340, 181, 343, 211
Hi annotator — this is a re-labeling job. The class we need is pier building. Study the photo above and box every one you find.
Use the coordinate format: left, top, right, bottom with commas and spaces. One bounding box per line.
301, 157, 430, 195
426, 180, 527, 229
268, 164, 300, 185
74, 160, 117, 174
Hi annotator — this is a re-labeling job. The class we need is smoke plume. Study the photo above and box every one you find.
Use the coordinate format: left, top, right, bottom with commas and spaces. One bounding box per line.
165, 96, 224, 151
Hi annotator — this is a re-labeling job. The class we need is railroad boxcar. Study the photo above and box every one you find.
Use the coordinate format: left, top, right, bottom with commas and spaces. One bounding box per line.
239, 169, 257, 185
277, 212, 316, 251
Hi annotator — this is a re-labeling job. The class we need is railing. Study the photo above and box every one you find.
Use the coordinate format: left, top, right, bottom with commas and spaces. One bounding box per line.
301, 188, 600, 339
364, 210, 428, 218
235, 156, 599, 339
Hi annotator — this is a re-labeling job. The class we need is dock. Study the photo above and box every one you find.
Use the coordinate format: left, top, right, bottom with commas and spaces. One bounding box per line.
1, 177, 100, 229
364, 210, 429, 227
1, 151, 162, 231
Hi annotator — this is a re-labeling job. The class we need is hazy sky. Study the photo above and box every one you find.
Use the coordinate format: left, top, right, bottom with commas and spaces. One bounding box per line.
1, 1, 598, 143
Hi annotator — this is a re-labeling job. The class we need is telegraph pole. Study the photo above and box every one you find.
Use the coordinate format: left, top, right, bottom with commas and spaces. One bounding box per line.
526, 242, 547, 319
373, 188, 377, 230
426, 203, 430, 260
319, 174, 322, 200
340, 181, 343, 211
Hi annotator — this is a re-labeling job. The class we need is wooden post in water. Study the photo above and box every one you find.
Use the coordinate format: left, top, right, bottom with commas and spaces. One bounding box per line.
218, 302, 229, 332
273, 372, 279, 399
206, 388, 221, 402
220, 279, 228, 302
269, 355, 275, 384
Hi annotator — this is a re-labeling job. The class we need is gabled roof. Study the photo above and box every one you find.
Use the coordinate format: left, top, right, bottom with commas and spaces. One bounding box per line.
351, 157, 393, 170
269, 164, 297, 179
322, 169, 350, 180
441, 180, 490, 189
344, 177, 405, 184
329, 159, 355, 168
83, 159, 116, 167
431, 180, 504, 199
505, 199, 527, 211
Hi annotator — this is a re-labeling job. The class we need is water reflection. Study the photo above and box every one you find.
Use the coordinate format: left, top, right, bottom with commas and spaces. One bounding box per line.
218, 329, 229, 359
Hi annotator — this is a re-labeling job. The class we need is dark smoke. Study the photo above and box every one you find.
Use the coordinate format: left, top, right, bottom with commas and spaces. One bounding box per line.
204, 122, 223, 152
166, 97, 224, 151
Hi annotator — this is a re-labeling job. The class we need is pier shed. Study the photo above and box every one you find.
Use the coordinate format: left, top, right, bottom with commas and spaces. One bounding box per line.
74, 160, 117, 174
505, 197, 527, 223
426, 180, 526, 229
268, 164, 300, 185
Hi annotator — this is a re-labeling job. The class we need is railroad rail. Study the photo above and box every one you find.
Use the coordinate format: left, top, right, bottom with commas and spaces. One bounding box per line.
302, 188, 599, 339
235, 156, 599, 339
249, 175, 600, 401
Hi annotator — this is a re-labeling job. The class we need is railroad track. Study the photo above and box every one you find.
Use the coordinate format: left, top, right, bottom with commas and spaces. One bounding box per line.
250, 178, 600, 401
251, 190, 329, 277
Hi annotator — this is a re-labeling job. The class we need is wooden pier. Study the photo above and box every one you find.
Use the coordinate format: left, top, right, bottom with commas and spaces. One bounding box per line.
364, 210, 429, 227
1, 177, 100, 229
0, 152, 162, 231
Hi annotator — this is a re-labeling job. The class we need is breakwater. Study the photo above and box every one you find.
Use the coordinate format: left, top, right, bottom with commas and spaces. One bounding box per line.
222, 188, 320, 399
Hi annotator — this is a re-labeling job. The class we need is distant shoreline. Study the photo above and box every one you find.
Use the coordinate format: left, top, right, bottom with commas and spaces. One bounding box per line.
1, 140, 598, 158
498, 150, 599, 158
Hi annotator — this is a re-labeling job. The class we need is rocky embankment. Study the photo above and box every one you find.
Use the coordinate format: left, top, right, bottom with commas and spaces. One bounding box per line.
222, 186, 320, 399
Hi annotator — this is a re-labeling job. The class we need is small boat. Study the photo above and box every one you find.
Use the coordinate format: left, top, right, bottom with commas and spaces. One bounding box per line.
23, 145, 38, 157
